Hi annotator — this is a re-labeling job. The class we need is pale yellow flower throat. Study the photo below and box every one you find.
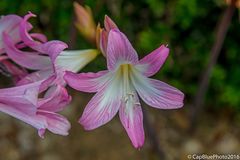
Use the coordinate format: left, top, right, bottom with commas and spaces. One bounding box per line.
120, 64, 140, 107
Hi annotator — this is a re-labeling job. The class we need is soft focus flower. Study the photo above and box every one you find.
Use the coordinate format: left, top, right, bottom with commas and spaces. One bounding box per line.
12, 12, 99, 84
0, 12, 99, 137
0, 13, 72, 137
74, 2, 96, 44
65, 27, 184, 148
0, 81, 71, 137
73, 3, 118, 56
2, 12, 99, 87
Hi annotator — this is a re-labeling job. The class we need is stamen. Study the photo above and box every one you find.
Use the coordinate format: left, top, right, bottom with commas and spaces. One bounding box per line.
127, 92, 134, 97
122, 64, 137, 109
123, 64, 131, 104
124, 96, 129, 103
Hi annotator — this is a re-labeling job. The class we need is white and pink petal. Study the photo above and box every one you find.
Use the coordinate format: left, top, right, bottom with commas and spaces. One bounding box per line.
36, 110, 71, 137
0, 103, 48, 136
107, 29, 138, 71
64, 70, 109, 93
131, 69, 184, 109
55, 49, 99, 73
0, 81, 42, 114
38, 85, 71, 112
136, 45, 169, 77
104, 15, 118, 32
79, 74, 122, 130
19, 12, 68, 58
19, 12, 44, 51
3, 32, 51, 70
119, 91, 145, 149
0, 103, 70, 138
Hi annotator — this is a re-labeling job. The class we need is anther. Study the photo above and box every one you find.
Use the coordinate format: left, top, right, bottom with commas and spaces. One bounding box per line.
127, 92, 134, 97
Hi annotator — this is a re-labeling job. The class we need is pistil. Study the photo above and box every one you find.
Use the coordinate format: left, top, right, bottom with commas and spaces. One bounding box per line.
121, 64, 136, 110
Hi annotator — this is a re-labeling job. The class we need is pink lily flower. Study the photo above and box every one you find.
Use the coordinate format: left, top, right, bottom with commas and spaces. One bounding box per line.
1, 12, 101, 137
2, 12, 98, 87
11, 12, 98, 80
64, 28, 184, 148
0, 13, 72, 137
0, 81, 71, 137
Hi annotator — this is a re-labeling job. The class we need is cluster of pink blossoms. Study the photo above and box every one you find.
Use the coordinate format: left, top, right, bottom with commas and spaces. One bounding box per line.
0, 6, 184, 148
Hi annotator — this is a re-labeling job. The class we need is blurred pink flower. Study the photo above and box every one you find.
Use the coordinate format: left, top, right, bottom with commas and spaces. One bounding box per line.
0, 13, 72, 137
65, 27, 184, 148
0, 81, 71, 137
0, 12, 100, 137
4, 12, 99, 86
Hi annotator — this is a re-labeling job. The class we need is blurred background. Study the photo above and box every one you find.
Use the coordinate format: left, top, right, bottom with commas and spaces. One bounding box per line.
0, 0, 240, 159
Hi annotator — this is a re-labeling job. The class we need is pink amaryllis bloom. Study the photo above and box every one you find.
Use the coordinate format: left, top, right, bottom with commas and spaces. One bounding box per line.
1, 12, 100, 137
6, 12, 99, 83
0, 12, 72, 137
0, 81, 71, 137
2, 12, 99, 88
64, 28, 184, 148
